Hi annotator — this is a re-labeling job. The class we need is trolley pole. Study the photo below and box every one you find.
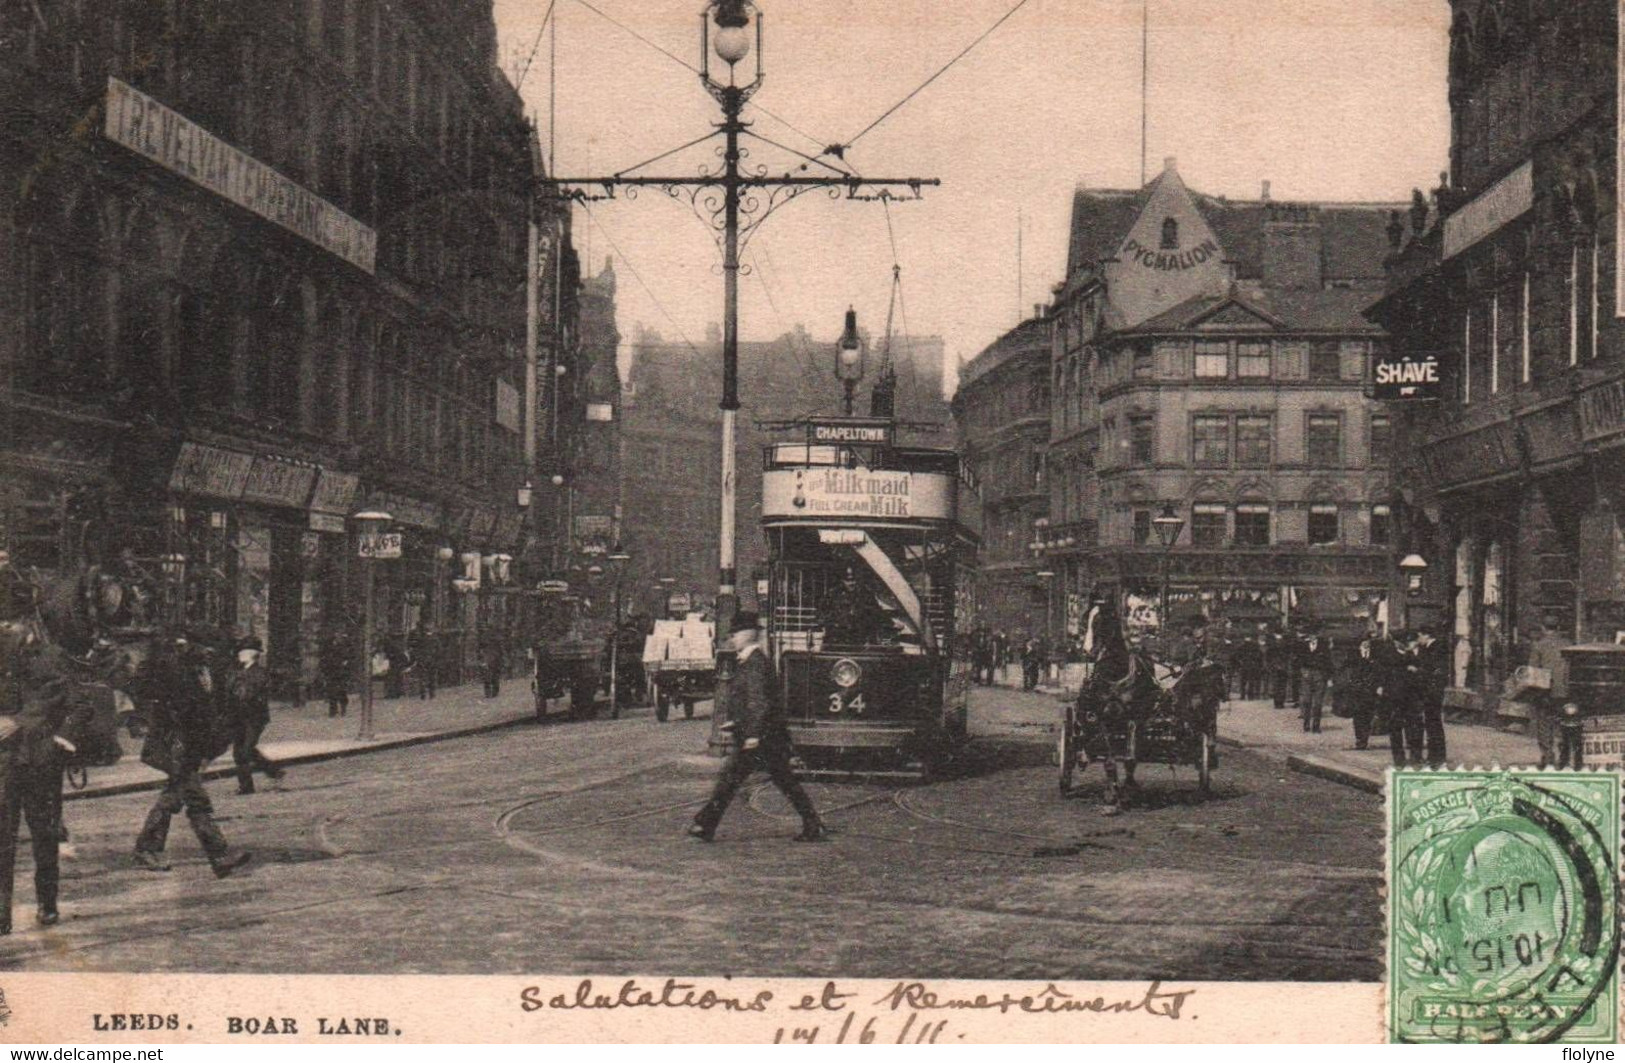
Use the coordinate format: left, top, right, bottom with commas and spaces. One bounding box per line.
552, 0, 938, 755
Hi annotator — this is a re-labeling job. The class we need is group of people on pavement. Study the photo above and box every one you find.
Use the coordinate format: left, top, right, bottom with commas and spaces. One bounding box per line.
1188, 617, 1453, 766
0, 561, 283, 935
969, 627, 1076, 690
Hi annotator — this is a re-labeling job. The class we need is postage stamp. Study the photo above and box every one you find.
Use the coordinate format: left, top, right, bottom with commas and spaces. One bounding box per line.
1387, 769, 1621, 1044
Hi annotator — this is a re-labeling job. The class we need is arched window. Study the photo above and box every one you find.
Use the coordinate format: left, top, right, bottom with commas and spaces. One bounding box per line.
1161, 217, 1179, 250
22, 191, 106, 400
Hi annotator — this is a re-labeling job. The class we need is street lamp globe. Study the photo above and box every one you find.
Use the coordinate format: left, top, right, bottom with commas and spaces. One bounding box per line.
834, 306, 864, 382
1152, 504, 1185, 550
550, 473, 565, 487
712, 0, 753, 64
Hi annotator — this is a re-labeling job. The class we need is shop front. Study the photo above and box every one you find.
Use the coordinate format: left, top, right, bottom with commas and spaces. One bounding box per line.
360, 487, 445, 696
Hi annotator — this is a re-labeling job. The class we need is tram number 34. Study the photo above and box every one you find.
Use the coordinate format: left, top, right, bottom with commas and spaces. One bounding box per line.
827, 691, 867, 715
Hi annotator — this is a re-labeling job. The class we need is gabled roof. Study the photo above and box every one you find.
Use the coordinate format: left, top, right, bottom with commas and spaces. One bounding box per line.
1064, 179, 1401, 285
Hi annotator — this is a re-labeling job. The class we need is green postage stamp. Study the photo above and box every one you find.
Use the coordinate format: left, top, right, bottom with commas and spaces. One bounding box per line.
1388, 769, 1620, 1044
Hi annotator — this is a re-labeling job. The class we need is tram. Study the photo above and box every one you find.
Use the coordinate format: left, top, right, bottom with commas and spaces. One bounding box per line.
759, 418, 982, 776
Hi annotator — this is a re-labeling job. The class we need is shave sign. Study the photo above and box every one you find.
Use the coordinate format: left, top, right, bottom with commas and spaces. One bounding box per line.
1372, 352, 1442, 401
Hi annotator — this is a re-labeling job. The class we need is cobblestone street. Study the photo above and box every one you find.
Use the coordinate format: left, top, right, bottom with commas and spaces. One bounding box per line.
2, 687, 1384, 981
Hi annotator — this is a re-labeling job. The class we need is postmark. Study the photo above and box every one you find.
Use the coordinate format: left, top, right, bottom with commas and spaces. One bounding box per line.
1388, 770, 1620, 1044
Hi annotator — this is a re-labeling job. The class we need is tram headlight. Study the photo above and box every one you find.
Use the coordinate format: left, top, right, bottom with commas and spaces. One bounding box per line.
831, 658, 862, 689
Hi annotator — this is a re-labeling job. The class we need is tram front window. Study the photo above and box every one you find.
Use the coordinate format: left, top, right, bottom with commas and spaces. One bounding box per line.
818, 566, 893, 649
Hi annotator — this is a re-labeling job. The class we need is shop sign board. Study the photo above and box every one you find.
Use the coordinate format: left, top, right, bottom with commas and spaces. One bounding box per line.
574, 514, 614, 554
358, 532, 402, 559
365, 490, 441, 530
1578, 377, 1625, 443
169, 443, 253, 499
104, 78, 375, 272
586, 402, 615, 422
1580, 715, 1625, 770
1371, 352, 1443, 401
1442, 160, 1533, 260
309, 511, 346, 534
309, 469, 359, 516
241, 455, 318, 509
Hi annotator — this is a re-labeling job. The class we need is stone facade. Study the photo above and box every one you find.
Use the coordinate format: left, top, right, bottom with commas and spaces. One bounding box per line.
0, 0, 586, 695
1367, 0, 1621, 717
951, 314, 1052, 640
1043, 160, 1400, 636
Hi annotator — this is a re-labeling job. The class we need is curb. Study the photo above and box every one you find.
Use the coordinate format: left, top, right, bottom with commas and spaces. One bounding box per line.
64, 713, 537, 802
1285, 754, 1383, 796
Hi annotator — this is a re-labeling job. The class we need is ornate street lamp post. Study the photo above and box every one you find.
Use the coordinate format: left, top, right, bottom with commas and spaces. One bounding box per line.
353, 509, 394, 741
554, 1, 937, 755
1152, 504, 1185, 637
834, 307, 865, 416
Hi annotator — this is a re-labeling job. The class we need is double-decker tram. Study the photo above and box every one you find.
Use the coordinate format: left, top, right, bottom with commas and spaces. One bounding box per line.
760, 420, 982, 777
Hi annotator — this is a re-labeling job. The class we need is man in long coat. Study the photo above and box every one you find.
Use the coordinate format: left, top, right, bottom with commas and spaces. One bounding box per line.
689, 612, 824, 842
0, 622, 92, 933
132, 634, 250, 877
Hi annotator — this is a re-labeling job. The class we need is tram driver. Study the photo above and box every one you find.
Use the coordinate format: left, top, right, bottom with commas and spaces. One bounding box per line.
818, 565, 892, 649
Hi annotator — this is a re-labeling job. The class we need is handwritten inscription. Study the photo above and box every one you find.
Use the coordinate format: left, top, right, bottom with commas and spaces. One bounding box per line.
519, 978, 1194, 1042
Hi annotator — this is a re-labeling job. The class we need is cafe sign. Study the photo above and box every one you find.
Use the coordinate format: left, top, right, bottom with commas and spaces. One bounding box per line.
1372, 352, 1443, 401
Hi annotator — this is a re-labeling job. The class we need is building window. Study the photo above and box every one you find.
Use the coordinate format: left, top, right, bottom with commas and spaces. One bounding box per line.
1468, 299, 1493, 400
1161, 217, 1180, 250
1236, 415, 1271, 467
1193, 415, 1229, 466
1370, 504, 1392, 546
1195, 340, 1228, 379
1237, 341, 1271, 378
1191, 504, 1227, 547
1370, 414, 1391, 465
1309, 341, 1341, 382
1129, 415, 1154, 465
1308, 503, 1340, 545
1306, 414, 1341, 467
1132, 344, 1155, 379
1234, 503, 1270, 546
1132, 508, 1152, 546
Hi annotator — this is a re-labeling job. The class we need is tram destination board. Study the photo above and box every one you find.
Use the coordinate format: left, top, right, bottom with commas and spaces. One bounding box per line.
807, 418, 894, 446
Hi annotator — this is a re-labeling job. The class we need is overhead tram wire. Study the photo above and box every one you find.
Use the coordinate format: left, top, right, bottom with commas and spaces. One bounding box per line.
821, 0, 1037, 162
747, 247, 826, 398
580, 202, 707, 362
513, 0, 560, 94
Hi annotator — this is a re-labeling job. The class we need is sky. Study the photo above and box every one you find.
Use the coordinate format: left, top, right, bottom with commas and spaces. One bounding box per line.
491, 0, 1452, 395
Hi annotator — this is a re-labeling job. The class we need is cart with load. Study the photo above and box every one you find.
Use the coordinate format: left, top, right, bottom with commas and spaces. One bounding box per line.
532, 583, 605, 720
642, 613, 716, 722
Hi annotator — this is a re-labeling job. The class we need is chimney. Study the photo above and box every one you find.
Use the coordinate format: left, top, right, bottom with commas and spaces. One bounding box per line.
1262, 203, 1323, 292
1163, 156, 1178, 174
1260, 180, 1271, 202
1033, 303, 1045, 320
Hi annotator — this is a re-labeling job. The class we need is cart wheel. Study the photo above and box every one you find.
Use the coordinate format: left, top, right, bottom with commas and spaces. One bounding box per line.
1058, 711, 1077, 795
683, 699, 695, 720
1197, 731, 1213, 793
656, 691, 670, 723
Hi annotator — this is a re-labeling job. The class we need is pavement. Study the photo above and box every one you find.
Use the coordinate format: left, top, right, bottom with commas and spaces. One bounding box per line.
984, 672, 1544, 795
66, 679, 546, 800
1215, 697, 1543, 794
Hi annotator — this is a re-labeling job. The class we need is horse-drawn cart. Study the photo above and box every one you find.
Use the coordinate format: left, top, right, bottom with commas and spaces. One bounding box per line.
1058, 654, 1224, 805
642, 614, 715, 722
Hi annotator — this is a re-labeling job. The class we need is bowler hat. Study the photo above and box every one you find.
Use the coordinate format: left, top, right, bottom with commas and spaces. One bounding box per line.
236, 635, 264, 653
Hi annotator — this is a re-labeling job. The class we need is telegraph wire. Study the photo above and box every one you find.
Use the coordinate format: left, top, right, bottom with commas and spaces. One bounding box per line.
833, 0, 1037, 155
514, 0, 560, 94
580, 202, 706, 361
567, 0, 841, 172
